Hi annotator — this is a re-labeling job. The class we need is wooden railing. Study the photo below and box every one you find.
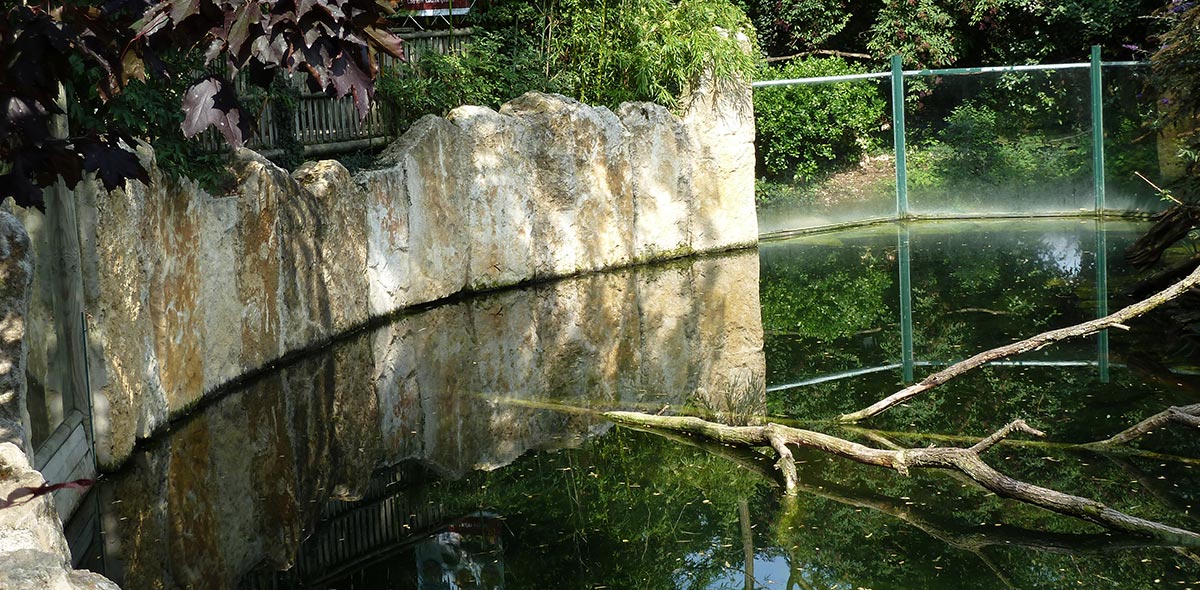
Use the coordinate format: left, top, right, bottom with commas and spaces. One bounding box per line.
201, 28, 472, 158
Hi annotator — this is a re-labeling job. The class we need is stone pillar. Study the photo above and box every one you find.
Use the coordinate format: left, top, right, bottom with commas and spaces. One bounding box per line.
681, 31, 758, 252
0, 209, 34, 456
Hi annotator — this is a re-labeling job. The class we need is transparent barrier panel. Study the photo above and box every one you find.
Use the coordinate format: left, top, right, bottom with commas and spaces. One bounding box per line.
754, 76, 896, 234
758, 225, 901, 391
1103, 64, 1170, 213
907, 219, 1103, 364
904, 68, 1093, 216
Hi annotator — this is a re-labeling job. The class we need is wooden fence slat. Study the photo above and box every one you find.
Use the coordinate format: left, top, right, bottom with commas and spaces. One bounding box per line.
197, 29, 469, 156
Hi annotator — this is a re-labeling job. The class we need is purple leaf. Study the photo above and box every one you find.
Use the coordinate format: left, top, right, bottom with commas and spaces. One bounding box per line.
80, 138, 149, 191
297, 0, 320, 19
180, 75, 249, 146
364, 25, 404, 59
226, 0, 263, 59
168, 0, 202, 24
329, 51, 372, 118
0, 479, 94, 510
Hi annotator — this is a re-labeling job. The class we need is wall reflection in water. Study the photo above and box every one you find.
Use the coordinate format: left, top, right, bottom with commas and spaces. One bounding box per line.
70, 250, 765, 589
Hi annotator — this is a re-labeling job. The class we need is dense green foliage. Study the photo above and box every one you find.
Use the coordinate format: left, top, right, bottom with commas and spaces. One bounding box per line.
753, 57, 885, 182
377, 0, 758, 126
377, 32, 553, 132
1150, 0, 1200, 197
1, 0, 403, 205
759, 249, 891, 341
734, 0, 1157, 67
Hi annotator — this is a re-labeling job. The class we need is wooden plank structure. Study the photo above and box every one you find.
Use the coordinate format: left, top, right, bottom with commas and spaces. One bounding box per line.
199, 28, 472, 158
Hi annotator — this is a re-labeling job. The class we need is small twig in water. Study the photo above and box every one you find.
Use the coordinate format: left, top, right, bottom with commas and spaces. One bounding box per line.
1087, 403, 1200, 447
970, 419, 1046, 454
1135, 171, 1183, 205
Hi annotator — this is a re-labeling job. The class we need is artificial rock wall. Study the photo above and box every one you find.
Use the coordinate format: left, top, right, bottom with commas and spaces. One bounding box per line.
0, 209, 118, 590
84, 249, 764, 589
72, 86, 755, 470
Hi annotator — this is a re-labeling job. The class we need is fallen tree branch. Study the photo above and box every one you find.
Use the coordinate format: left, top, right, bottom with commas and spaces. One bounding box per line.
838, 263, 1200, 423
604, 411, 1200, 545
765, 49, 872, 63
623, 420, 1194, 555
1086, 403, 1200, 448
1128, 253, 1200, 298
1127, 204, 1200, 268
970, 419, 1045, 453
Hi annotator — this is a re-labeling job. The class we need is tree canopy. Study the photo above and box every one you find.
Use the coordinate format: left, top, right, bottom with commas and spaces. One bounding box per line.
0, 0, 403, 208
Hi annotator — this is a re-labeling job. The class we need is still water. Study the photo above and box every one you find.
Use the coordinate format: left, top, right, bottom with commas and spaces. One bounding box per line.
70, 218, 1200, 590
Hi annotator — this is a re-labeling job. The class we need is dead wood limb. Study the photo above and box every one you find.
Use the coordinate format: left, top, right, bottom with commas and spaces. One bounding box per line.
970, 419, 1045, 454
621, 418, 1193, 555
1127, 204, 1200, 268
1087, 403, 1200, 448
838, 263, 1200, 423
1128, 253, 1200, 298
604, 411, 1200, 546
949, 307, 1011, 316
765, 49, 872, 62
832, 424, 1200, 466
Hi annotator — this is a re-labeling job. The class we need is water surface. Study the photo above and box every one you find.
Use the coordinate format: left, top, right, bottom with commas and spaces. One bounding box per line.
71, 219, 1200, 590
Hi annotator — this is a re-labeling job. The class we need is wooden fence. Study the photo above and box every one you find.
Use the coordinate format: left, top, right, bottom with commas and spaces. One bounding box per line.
201, 28, 472, 157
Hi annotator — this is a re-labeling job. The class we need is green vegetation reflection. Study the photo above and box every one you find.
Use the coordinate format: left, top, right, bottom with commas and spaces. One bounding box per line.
300, 423, 1199, 589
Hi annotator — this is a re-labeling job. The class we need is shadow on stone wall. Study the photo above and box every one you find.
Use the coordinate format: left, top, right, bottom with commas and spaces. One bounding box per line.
15, 86, 756, 473
75, 249, 763, 589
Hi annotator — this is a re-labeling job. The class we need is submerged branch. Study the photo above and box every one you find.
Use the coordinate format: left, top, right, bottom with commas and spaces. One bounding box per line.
604, 411, 1200, 546
838, 263, 1200, 423
1087, 403, 1200, 448
636, 420, 1193, 555
970, 419, 1046, 454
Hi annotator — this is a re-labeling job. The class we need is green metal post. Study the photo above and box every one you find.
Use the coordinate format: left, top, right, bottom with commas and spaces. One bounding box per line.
892, 55, 908, 218
898, 225, 914, 383
1090, 45, 1106, 213
1096, 219, 1110, 383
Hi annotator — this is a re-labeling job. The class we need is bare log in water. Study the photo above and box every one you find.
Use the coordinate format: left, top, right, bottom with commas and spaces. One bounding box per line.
603, 411, 1200, 545
1087, 403, 1200, 448
838, 263, 1200, 423
1126, 204, 1200, 269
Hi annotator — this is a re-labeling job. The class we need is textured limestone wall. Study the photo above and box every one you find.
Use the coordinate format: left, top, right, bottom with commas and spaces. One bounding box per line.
71, 85, 754, 471
84, 249, 764, 589
0, 210, 118, 590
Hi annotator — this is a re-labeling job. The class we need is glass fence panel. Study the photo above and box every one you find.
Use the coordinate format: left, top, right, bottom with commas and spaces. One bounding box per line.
1103, 63, 1170, 213
754, 75, 897, 235
759, 219, 1149, 411
758, 226, 902, 392
904, 68, 1094, 217
907, 219, 1103, 364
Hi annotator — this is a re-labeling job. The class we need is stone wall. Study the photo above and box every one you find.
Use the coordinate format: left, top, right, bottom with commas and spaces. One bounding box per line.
76, 249, 764, 589
66, 86, 755, 471
0, 209, 119, 590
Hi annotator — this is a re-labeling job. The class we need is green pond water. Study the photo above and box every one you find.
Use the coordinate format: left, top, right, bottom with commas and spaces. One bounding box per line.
70, 218, 1200, 590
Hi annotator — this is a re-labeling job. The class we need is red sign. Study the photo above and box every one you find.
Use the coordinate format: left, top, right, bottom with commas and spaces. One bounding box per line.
398, 0, 471, 16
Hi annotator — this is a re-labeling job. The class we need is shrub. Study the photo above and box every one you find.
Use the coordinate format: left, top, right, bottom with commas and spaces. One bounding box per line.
378, 1, 759, 133
940, 101, 1003, 177
753, 57, 886, 182
376, 32, 553, 133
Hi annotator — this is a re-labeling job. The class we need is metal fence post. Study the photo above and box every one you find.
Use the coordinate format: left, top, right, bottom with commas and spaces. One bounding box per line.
1096, 219, 1110, 383
898, 225, 914, 383
1090, 45, 1106, 213
892, 55, 908, 217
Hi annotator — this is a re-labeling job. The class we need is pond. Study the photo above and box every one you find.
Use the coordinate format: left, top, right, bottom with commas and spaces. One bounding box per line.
68, 218, 1200, 590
